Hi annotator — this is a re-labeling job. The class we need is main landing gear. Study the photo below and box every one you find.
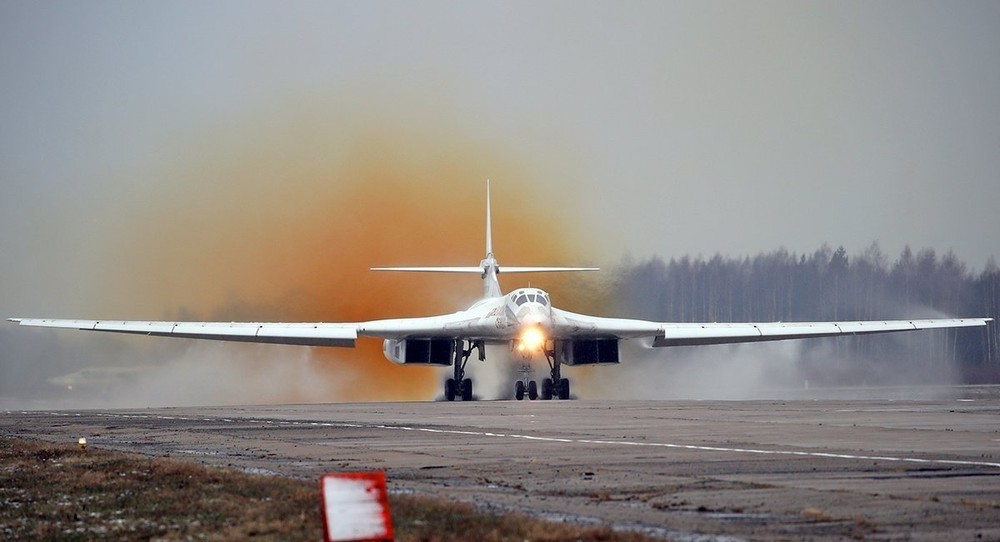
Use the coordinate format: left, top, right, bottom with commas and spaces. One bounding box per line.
514, 348, 571, 400
444, 340, 483, 401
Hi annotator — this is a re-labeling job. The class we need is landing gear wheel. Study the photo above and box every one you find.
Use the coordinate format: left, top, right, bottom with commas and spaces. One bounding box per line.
448, 340, 483, 402
542, 344, 572, 400
527, 380, 538, 400
541, 378, 553, 400
515, 381, 525, 400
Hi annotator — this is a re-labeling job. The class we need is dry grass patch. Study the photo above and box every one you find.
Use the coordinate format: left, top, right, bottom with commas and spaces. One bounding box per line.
959, 498, 1000, 510
1, 438, 651, 541
0, 438, 317, 540
800, 507, 835, 522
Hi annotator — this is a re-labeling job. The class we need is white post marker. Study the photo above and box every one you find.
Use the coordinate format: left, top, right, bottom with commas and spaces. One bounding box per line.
320, 472, 394, 542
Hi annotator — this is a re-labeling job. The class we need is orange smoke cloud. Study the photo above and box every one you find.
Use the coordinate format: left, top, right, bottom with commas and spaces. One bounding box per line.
101, 99, 611, 402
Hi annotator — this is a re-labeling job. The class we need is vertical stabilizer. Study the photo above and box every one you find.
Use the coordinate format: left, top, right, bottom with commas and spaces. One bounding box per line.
480, 178, 502, 298
371, 180, 597, 300
485, 179, 493, 257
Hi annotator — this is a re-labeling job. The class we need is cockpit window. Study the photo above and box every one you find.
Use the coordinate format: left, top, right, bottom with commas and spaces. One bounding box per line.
510, 290, 550, 306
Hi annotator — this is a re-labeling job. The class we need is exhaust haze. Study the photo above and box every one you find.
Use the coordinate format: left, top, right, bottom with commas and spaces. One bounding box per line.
577, 338, 963, 402
3, 3, 997, 407
0, 96, 611, 408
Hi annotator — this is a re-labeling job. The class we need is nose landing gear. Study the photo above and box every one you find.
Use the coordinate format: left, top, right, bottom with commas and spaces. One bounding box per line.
514, 364, 539, 400
513, 348, 571, 400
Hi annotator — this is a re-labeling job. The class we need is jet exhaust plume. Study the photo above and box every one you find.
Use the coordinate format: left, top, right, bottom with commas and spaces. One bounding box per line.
1, 96, 611, 408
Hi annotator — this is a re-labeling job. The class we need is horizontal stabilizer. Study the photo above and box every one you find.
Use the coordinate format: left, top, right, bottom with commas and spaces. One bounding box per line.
500, 267, 599, 273
371, 266, 599, 274
370, 267, 485, 273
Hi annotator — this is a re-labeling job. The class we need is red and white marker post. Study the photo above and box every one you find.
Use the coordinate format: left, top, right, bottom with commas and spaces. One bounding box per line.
320, 472, 394, 542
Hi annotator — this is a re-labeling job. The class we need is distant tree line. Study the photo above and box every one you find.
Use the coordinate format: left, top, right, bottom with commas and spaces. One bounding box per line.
611, 243, 999, 383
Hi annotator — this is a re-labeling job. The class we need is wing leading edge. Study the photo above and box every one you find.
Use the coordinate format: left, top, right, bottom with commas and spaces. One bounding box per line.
545, 311, 990, 346
7, 309, 502, 346
8, 318, 359, 347
7, 316, 992, 349
653, 318, 991, 347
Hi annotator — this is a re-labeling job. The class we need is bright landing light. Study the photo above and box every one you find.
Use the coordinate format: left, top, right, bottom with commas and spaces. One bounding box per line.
517, 326, 547, 353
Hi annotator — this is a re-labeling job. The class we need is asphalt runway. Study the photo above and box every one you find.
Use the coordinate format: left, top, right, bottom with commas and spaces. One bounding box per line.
4, 387, 1000, 541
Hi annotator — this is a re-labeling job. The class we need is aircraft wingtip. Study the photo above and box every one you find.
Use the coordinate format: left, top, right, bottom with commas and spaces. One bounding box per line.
7, 318, 22, 324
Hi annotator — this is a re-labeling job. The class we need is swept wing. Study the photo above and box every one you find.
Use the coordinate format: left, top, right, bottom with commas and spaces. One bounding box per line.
546, 310, 991, 345
9, 314, 989, 348
8, 318, 360, 347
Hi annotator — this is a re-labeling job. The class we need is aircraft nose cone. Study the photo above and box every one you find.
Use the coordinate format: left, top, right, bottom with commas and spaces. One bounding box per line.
518, 305, 551, 328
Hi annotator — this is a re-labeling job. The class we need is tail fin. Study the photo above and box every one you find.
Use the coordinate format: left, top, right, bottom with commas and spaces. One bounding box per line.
486, 178, 493, 257
371, 179, 598, 298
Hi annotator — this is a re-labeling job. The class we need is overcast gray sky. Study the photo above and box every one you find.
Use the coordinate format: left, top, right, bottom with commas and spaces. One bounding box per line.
2, 1, 998, 406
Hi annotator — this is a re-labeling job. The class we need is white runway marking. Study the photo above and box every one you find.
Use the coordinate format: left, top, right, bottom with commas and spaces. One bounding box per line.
16, 410, 1000, 470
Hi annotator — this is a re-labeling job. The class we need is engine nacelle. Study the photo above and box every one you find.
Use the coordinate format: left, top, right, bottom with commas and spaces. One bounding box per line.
555, 338, 620, 365
383, 338, 455, 366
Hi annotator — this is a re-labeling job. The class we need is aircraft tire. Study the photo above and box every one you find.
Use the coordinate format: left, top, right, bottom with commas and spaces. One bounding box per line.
527, 380, 538, 400
541, 378, 553, 400
558, 378, 570, 400
515, 381, 525, 400
444, 378, 456, 401
461, 378, 473, 401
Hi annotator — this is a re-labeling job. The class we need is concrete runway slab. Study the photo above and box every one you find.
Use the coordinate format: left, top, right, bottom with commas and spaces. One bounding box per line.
4, 387, 1000, 540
